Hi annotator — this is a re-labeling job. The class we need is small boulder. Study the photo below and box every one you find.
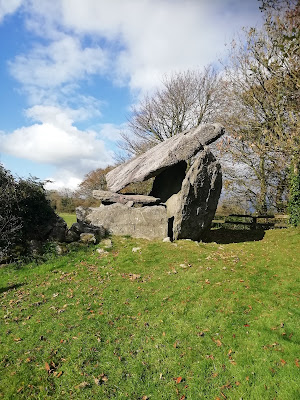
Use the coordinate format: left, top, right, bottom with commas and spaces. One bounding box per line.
101, 238, 113, 249
80, 233, 98, 244
56, 244, 68, 255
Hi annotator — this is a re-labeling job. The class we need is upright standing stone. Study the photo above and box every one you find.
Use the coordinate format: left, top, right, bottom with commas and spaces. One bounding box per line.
172, 149, 222, 241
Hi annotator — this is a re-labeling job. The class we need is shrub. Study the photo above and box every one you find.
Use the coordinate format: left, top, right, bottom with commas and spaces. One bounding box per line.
0, 165, 22, 261
0, 164, 61, 262
289, 166, 300, 227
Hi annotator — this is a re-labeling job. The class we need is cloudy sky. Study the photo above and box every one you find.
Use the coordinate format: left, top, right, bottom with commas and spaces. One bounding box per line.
0, 0, 262, 190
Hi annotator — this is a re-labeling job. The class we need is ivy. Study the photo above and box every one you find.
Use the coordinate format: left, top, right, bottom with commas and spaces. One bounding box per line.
288, 164, 300, 226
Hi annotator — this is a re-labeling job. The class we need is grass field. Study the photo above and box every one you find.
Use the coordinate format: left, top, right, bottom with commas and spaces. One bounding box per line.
0, 228, 299, 399
59, 213, 77, 227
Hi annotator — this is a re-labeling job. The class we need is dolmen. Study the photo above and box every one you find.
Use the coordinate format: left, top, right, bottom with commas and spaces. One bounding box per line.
76, 123, 225, 241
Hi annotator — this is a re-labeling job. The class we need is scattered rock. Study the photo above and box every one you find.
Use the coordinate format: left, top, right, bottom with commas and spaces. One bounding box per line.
28, 240, 43, 255
132, 247, 141, 253
56, 244, 68, 255
101, 238, 112, 249
80, 233, 97, 244
163, 237, 171, 242
96, 248, 108, 255
48, 216, 67, 242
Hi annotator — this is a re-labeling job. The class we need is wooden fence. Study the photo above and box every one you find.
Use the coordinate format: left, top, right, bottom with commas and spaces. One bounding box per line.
212, 214, 289, 230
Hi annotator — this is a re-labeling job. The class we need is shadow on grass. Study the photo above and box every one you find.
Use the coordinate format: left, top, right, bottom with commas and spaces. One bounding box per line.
0, 283, 23, 295
203, 228, 265, 244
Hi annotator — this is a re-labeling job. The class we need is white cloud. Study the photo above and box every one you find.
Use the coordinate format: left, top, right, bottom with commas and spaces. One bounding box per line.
44, 174, 83, 191
12, 0, 262, 95
0, 106, 114, 187
58, 0, 262, 92
97, 122, 128, 142
0, 0, 22, 22
9, 35, 109, 89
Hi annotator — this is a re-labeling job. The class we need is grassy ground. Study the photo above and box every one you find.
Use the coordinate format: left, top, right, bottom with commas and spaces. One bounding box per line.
59, 213, 77, 227
0, 228, 299, 399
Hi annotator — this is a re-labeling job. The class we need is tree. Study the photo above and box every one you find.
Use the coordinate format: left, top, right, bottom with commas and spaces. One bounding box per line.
119, 65, 226, 158
219, 0, 299, 215
76, 166, 114, 199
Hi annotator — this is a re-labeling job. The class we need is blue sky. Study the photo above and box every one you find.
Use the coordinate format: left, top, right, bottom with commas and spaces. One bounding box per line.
0, 0, 262, 190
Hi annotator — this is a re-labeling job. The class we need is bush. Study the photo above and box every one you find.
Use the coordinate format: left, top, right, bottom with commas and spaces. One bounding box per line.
0, 164, 61, 262
289, 167, 300, 227
0, 165, 22, 261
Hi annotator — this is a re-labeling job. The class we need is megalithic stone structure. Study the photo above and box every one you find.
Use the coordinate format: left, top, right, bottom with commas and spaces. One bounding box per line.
77, 123, 225, 240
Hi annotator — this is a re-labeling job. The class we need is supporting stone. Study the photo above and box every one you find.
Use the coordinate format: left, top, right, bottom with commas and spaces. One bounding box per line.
76, 204, 168, 240
172, 149, 222, 241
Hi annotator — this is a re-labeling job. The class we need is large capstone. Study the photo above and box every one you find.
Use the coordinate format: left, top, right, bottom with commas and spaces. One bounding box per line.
106, 123, 224, 193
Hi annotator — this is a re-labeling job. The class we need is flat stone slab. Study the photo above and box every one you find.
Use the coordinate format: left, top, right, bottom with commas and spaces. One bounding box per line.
93, 190, 161, 205
76, 204, 168, 240
106, 123, 224, 192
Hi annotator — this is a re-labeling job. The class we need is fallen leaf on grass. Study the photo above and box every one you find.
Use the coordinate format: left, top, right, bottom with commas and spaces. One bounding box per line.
14, 337, 22, 342
55, 371, 63, 378
220, 382, 232, 390
295, 359, 299, 368
212, 337, 222, 346
94, 373, 108, 385
174, 377, 183, 384
45, 362, 50, 372
75, 381, 90, 389
129, 274, 141, 281
280, 359, 286, 366
142, 396, 149, 400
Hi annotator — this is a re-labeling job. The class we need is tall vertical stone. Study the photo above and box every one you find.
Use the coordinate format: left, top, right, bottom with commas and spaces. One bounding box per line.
172, 149, 222, 241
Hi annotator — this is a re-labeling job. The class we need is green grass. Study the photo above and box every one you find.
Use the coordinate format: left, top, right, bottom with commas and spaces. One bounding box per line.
59, 213, 76, 227
0, 228, 299, 399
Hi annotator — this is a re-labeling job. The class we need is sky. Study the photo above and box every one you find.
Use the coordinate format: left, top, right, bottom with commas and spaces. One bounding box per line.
0, 0, 263, 191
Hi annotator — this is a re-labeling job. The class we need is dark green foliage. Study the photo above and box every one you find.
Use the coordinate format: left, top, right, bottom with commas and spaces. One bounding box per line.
289, 166, 300, 226
0, 165, 22, 260
16, 177, 55, 240
0, 164, 58, 262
